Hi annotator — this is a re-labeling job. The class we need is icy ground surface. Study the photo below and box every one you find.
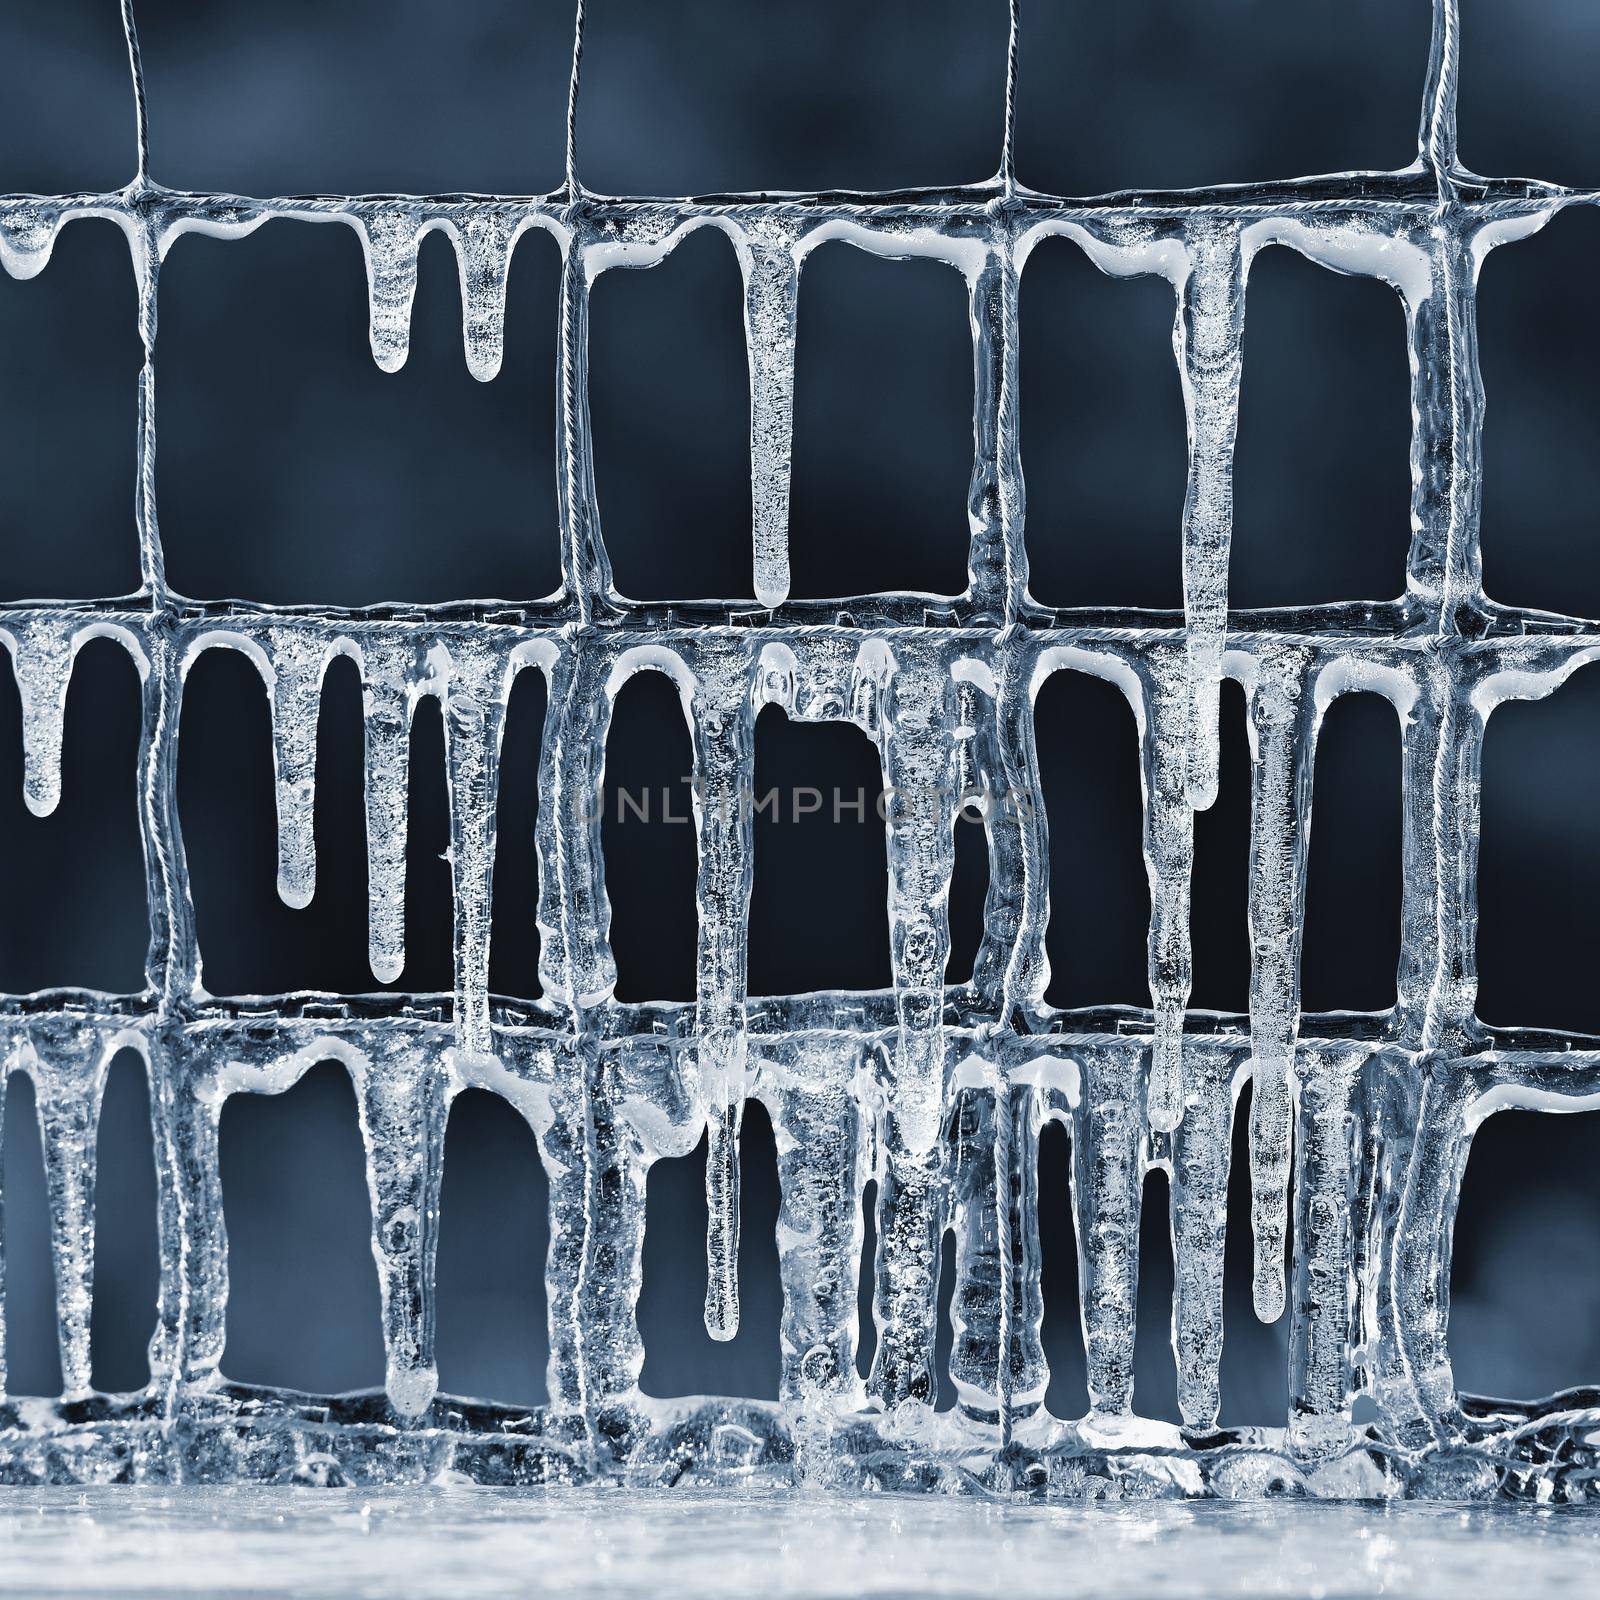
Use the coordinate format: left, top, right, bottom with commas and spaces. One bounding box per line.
0, 1491, 1594, 1599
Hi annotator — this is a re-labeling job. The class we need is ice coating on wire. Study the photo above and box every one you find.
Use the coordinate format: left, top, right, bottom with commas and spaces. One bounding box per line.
0, 0, 1599, 1499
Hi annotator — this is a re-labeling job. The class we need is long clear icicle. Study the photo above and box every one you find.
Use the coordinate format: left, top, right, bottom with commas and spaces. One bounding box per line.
739, 225, 800, 610
1169, 1046, 1238, 1430
361, 638, 416, 985
1142, 650, 1197, 1133
1075, 1043, 1145, 1416
769, 1037, 866, 1479
1175, 222, 1246, 813
266, 629, 328, 911
23, 1025, 110, 1402
880, 643, 958, 1156
1244, 645, 1317, 1323
438, 643, 510, 1053
689, 643, 756, 1340
355, 1047, 446, 1418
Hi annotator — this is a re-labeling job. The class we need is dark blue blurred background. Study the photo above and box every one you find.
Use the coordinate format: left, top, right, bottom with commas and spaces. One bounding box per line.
1, 0, 1598, 1421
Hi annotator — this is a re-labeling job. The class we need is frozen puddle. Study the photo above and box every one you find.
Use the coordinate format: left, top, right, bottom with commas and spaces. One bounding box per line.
0, 1490, 1595, 1599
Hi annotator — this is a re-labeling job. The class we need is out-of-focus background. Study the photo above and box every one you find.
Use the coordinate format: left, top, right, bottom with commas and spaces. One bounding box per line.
0, 0, 1597, 1421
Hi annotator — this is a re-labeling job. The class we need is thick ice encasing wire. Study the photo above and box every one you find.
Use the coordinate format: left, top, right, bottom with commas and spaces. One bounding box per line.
0, 0, 1597, 1497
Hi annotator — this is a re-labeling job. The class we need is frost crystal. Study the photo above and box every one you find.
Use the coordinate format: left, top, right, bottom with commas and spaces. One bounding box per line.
0, 0, 1596, 1499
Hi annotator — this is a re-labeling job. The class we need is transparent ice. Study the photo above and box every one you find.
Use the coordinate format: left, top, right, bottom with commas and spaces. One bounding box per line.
0, 0, 1597, 1500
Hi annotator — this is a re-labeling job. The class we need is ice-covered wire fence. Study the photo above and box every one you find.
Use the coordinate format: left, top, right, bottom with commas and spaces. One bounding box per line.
0, 0, 1597, 1496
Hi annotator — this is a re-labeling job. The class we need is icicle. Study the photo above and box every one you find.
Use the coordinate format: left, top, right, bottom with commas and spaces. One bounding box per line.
144, 1035, 219, 1397
993, 1076, 1019, 1449
1168, 1045, 1239, 1431
359, 211, 424, 374
0, 204, 64, 281
355, 1046, 447, 1418
535, 648, 615, 1010
1175, 221, 1245, 812
769, 1041, 867, 1425
951, 667, 1012, 1010
992, 646, 1049, 1014
360, 637, 417, 986
3, 620, 77, 818
738, 227, 800, 608
454, 211, 515, 383
1287, 1046, 1364, 1458
879, 645, 959, 1155
965, 244, 1026, 614
24, 1024, 110, 1401
542, 1057, 651, 1411
266, 628, 330, 911
436, 642, 510, 1053
1384, 1065, 1477, 1438
1074, 1041, 1146, 1416
688, 643, 757, 1340
847, 643, 955, 1410
704, 1099, 743, 1341
1245, 644, 1316, 1323
1140, 649, 1196, 1132
948, 1067, 1045, 1425
868, 1131, 945, 1409
1247, 1072, 1293, 1322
